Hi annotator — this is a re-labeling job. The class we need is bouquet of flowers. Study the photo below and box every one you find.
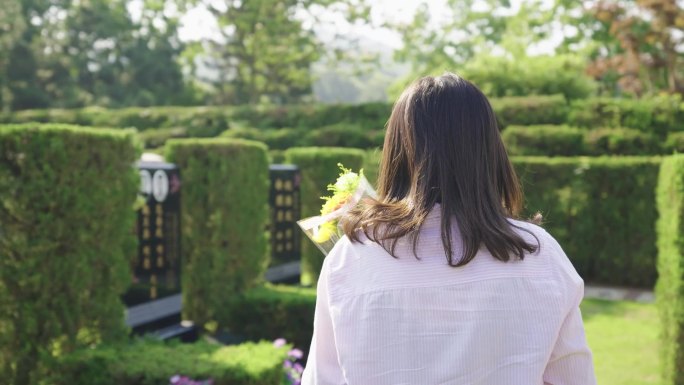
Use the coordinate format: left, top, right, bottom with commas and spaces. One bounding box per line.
297, 164, 377, 256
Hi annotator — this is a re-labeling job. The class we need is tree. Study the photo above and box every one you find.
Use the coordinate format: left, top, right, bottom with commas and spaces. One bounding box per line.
389, 0, 556, 73
3, 0, 194, 110
556, 0, 684, 96
201, 0, 317, 104
195, 0, 370, 105
0, 0, 26, 111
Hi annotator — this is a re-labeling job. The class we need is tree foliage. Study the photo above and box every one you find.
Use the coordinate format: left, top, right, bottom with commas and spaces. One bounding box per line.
556, 0, 684, 96
194, 0, 370, 105
2, 0, 195, 110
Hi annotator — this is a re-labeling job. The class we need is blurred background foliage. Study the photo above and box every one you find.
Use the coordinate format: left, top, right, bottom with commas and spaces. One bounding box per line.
3, 0, 684, 112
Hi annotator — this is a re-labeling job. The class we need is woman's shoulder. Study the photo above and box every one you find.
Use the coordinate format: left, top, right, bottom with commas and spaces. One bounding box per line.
507, 218, 554, 247
508, 219, 584, 289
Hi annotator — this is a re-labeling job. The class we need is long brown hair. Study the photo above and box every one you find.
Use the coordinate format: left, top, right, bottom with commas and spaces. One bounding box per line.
341, 73, 539, 266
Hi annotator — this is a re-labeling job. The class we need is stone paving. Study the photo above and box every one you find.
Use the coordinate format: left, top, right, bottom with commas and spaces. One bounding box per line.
584, 285, 655, 303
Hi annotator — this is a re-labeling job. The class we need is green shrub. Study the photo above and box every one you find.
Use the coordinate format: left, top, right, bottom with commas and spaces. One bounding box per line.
0, 123, 140, 384
584, 128, 662, 155
284, 147, 365, 285
462, 54, 596, 101
230, 103, 390, 131
665, 132, 684, 153
2, 96, 570, 139
514, 156, 661, 288
656, 155, 684, 385
490, 94, 569, 128
222, 127, 306, 150
502, 125, 585, 156
568, 95, 684, 136
5, 106, 231, 136
165, 138, 270, 329
139, 127, 188, 149
51, 340, 289, 385
302, 123, 374, 148
221, 285, 316, 353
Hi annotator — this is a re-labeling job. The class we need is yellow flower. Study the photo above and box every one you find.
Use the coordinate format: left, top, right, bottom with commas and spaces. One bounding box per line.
312, 222, 337, 243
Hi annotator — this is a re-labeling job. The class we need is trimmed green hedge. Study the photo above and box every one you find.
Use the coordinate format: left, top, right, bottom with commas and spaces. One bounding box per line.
491, 94, 568, 128
568, 95, 684, 137
584, 128, 661, 156
0, 106, 230, 135
0, 95, 579, 148
502, 125, 664, 156
284, 147, 365, 286
222, 127, 306, 150
165, 138, 270, 329
230, 103, 391, 131
656, 155, 684, 385
51, 340, 290, 385
221, 285, 316, 353
502, 125, 585, 156
0, 124, 139, 384
666, 132, 684, 153
514, 156, 661, 288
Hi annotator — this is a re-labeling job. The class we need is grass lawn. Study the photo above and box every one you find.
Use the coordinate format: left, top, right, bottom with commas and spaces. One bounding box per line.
581, 298, 662, 385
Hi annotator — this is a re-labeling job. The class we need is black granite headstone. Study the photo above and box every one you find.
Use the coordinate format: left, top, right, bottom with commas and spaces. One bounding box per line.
266, 165, 301, 282
123, 161, 183, 333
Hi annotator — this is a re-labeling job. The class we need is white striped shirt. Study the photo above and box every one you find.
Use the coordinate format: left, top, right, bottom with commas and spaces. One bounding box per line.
302, 207, 596, 385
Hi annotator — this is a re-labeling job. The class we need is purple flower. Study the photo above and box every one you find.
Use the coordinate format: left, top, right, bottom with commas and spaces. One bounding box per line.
288, 348, 303, 359
294, 363, 304, 373
170, 375, 181, 384
283, 360, 293, 369
273, 338, 287, 348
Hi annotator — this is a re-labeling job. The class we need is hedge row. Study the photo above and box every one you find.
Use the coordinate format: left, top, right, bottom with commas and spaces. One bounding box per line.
656, 155, 684, 385
222, 124, 385, 150
51, 340, 290, 385
360, 152, 661, 288
0, 95, 569, 148
0, 124, 140, 384
5, 94, 684, 138
514, 157, 661, 288
222, 285, 317, 355
502, 125, 667, 156
165, 138, 270, 330
568, 95, 684, 136
284, 147, 365, 286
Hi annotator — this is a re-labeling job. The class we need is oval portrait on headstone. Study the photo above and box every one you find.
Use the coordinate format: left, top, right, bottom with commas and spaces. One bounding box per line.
152, 170, 169, 202
140, 169, 152, 195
